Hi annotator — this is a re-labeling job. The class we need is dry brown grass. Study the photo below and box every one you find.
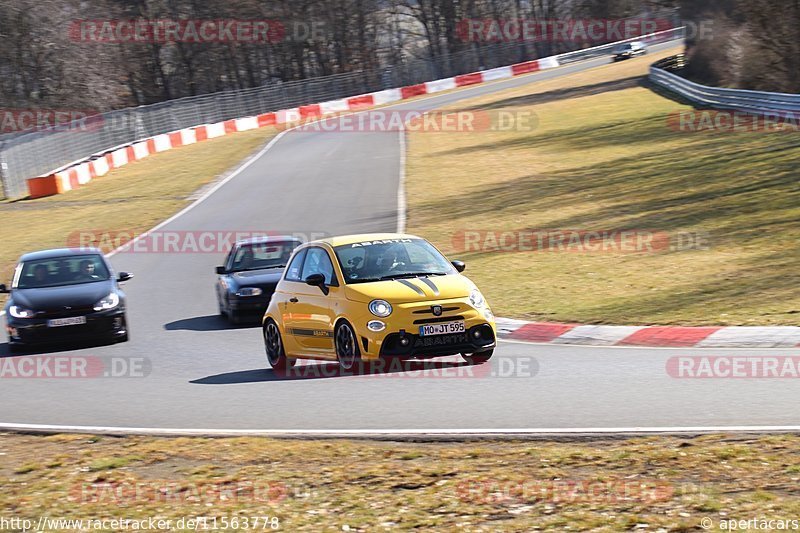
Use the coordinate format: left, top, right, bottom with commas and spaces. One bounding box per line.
1, 433, 799, 531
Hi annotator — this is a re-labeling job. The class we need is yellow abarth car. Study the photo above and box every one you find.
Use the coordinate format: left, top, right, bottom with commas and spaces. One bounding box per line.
262, 234, 497, 370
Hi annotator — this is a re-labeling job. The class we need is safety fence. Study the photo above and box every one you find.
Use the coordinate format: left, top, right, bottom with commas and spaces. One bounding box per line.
0, 26, 685, 199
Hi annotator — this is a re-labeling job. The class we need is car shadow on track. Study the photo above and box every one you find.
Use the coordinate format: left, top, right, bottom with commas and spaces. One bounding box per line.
191, 359, 477, 384
164, 315, 259, 331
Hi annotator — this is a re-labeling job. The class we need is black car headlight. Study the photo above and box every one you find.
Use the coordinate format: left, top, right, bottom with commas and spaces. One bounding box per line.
9, 305, 36, 319
93, 292, 120, 311
236, 287, 263, 297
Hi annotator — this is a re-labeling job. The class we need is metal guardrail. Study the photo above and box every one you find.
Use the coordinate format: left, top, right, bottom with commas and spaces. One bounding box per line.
650, 56, 800, 116
0, 26, 685, 200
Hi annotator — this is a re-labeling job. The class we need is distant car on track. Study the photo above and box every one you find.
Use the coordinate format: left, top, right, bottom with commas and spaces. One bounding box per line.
262, 233, 497, 371
2, 248, 133, 352
215, 237, 303, 324
612, 41, 648, 61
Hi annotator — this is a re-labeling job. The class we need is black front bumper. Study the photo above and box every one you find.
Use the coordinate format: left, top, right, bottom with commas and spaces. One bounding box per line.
229, 297, 270, 315
6, 310, 127, 347
379, 324, 496, 358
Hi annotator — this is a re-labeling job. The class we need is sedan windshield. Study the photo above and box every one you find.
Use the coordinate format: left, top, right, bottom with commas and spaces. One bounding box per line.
334, 239, 456, 284
229, 241, 300, 272
14, 254, 111, 289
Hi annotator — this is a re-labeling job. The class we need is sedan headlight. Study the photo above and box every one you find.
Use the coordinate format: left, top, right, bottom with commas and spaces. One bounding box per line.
369, 299, 393, 318
9, 305, 36, 319
469, 289, 485, 308
93, 292, 120, 311
236, 287, 263, 297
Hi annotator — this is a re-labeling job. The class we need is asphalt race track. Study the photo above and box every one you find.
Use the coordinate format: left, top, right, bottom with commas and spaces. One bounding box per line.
3, 41, 799, 435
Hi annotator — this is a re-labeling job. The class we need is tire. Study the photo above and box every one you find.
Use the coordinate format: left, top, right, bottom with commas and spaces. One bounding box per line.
335, 321, 361, 371
462, 349, 494, 365
7, 343, 23, 354
264, 320, 294, 371
228, 309, 243, 325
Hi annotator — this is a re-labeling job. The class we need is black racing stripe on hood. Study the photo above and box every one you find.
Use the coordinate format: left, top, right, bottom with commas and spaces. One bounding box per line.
417, 277, 440, 296
397, 279, 425, 296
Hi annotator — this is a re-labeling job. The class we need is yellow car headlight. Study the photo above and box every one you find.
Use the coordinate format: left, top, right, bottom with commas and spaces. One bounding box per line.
469, 289, 485, 308
369, 299, 393, 318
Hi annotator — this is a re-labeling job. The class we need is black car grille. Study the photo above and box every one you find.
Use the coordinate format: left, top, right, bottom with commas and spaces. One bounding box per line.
18, 319, 119, 343
36, 306, 96, 319
380, 325, 495, 357
413, 315, 466, 325
412, 306, 460, 315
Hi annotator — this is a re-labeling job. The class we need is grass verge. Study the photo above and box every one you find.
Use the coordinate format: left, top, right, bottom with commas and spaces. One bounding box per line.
406, 46, 800, 326
0, 127, 278, 306
2, 433, 799, 531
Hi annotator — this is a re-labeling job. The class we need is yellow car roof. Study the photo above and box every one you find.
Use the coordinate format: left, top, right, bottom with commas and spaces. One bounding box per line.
314, 233, 424, 248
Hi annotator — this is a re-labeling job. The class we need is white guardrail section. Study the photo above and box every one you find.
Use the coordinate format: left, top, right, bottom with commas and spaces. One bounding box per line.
650, 58, 800, 117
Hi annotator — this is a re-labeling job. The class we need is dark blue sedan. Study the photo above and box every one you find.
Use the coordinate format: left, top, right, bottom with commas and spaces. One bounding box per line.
215, 237, 302, 324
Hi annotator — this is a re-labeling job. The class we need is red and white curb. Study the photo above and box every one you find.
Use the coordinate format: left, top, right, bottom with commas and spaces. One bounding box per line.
496, 319, 800, 348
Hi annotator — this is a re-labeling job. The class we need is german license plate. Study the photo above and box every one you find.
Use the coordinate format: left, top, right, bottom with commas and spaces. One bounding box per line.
419, 321, 465, 337
47, 316, 87, 328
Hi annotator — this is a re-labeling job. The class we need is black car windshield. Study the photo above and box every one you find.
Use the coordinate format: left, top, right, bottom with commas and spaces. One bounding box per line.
334, 238, 456, 284
229, 241, 300, 272
14, 254, 111, 289
615, 44, 634, 52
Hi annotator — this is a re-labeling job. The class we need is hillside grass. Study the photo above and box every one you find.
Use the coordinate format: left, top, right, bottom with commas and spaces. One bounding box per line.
406, 46, 800, 325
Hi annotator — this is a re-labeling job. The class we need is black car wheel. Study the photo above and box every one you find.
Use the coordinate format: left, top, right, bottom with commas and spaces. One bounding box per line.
462, 349, 494, 365
335, 321, 360, 371
228, 310, 243, 325
264, 320, 294, 371
7, 343, 23, 354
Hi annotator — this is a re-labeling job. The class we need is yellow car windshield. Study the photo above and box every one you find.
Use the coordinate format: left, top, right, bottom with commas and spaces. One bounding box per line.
334, 239, 455, 284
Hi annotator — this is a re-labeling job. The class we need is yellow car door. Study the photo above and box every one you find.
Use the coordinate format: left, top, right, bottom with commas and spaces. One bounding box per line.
286, 246, 338, 358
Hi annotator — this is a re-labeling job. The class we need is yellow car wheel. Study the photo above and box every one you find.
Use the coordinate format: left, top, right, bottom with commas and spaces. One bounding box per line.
335, 321, 361, 371
264, 320, 295, 372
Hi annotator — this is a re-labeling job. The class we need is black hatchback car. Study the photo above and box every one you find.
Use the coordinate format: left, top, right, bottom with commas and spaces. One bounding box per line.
2, 248, 133, 351
215, 237, 302, 324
